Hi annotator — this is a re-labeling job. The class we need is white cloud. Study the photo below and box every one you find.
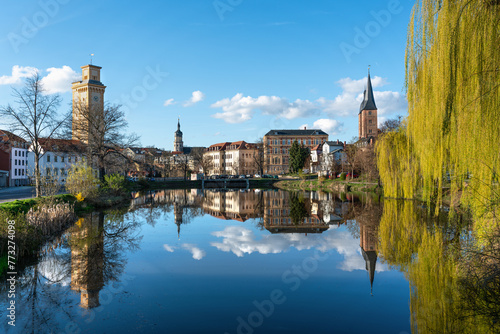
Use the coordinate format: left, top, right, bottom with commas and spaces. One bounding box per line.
40, 66, 80, 94
320, 76, 406, 118
210, 225, 388, 273
210, 76, 405, 124
311, 119, 343, 136
163, 244, 176, 252
0, 65, 38, 85
184, 90, 205, 107
211, 94, 319, 124
163, 98, 176, 107
182, 243, 206, 260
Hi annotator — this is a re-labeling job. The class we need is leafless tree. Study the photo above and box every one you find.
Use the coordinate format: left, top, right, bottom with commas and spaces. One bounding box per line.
69, 102, 139, 181
379, 115, 403, 134
343, 137, 360, 177
252, 139, 265, 175
0, 72, 67, 197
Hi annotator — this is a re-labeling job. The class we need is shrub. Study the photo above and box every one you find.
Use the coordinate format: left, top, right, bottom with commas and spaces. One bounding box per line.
104, 174, 126, 193
66, 160, 99, 199
339, 172, 347, 181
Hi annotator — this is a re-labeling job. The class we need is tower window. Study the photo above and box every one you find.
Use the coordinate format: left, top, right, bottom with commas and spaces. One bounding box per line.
369, 129, 372, 133
369, 120, 372, 124
368, 111, 372, 115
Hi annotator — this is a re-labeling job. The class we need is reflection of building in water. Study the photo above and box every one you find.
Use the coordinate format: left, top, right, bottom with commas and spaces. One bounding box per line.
130, 189, 202, 209
203, 190, 261, 222
264, 191, 339, 234
70, 212, 104, 309
174, 201, 183, 238
359, 219, 379, 295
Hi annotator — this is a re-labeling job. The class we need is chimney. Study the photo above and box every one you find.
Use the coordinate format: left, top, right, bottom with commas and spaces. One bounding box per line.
304, 126, 306, 130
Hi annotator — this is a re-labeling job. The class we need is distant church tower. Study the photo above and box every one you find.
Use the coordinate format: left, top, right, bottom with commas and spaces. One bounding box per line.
174, 118, 184, 152
71, 64, 106, 143
358, 69, 378, 140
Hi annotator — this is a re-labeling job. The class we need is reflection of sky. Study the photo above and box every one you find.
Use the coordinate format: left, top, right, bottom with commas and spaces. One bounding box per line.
37, 249, 71, 287
164, 224, 387, 273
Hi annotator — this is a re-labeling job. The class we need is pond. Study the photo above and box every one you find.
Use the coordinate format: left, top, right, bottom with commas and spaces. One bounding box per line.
0, 189, 495, 334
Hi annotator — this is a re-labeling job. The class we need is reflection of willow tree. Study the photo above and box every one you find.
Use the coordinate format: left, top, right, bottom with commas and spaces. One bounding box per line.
289, 192, 307, 225
0, 210, 142, 333
379, 200, 498, 333
458, 228, 500, 332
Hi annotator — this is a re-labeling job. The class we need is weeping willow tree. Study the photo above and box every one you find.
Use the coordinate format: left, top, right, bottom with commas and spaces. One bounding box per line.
378, 0, 500, 228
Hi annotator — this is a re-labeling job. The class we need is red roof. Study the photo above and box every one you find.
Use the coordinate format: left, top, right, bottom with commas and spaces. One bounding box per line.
37, 138, 86, 153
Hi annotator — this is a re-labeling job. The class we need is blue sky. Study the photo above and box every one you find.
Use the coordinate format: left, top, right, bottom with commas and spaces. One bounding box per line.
0, 0, 410, 150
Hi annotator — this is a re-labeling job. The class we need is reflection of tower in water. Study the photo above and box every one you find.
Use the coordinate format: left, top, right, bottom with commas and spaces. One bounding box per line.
174, 202, 183, 239
70, 212, 105, 309
359, 220, 379, 295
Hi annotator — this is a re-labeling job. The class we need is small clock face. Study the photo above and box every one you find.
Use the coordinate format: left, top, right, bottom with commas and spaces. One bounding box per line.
93, 95, 99, 102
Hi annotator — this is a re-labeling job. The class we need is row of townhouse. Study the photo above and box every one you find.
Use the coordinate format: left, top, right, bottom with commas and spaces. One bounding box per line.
0, 130, 30, 187
204, 141, 261, 176
0, 130, 88, 187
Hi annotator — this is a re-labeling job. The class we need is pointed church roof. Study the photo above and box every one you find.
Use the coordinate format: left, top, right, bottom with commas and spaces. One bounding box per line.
175, 118, 183, 136
361, 248, 378, 295
359, 71, 377, 114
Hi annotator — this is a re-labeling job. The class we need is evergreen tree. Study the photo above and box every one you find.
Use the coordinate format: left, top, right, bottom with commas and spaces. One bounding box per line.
289, 140, 309, 173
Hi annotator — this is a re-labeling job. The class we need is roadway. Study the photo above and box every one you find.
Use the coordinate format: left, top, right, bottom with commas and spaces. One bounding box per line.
0, 186, 36, 203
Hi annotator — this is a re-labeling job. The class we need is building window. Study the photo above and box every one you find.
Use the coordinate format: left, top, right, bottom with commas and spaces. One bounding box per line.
369, 129, 372, 133
61, 156, 65, 162
68, 156, 71, 162
54, 156, 58, 162
46, 168, 50, 176
15, 151, 17, 156
47, 155, 50, 162
14, 169, 17, 176
369, 120, 372, 124
22, 169, 24, 176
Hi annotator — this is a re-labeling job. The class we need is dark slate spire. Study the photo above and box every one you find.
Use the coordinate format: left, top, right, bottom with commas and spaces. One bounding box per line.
359, 69, 377, 114
175, 118, 182, 136
361, 248, 378, 296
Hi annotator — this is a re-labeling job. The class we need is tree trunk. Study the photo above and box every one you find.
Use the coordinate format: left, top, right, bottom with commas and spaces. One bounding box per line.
35, 152, 41, 197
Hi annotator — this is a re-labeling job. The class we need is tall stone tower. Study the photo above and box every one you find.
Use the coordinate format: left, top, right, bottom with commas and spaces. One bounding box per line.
358, 69, 378, 140
72, 64, 106, 143
174, 118, 184, 152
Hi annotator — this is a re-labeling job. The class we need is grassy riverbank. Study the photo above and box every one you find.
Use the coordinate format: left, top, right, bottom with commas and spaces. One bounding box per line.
275, 178, 381, 194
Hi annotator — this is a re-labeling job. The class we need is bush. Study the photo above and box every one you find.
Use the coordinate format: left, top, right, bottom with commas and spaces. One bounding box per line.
339, 172, 347, 181
104, 174, 126, 193
66, 160, 99, 199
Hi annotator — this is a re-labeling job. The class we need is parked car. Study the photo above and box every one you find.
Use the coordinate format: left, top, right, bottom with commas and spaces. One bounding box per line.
238, 175, 246, 179
254, 174, 261, 178
246, 174, 252, 179
346, 173, 359, 179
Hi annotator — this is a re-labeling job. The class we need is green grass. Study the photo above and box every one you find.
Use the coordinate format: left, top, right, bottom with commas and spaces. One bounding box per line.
0, 194, 77, 215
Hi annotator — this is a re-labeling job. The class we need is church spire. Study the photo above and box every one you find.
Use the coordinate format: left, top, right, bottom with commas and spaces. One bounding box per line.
177, 117, 180, 131
359, 68, 377, 114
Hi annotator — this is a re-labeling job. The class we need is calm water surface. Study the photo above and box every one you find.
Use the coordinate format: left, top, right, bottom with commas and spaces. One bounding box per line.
1, 189, 434, 333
